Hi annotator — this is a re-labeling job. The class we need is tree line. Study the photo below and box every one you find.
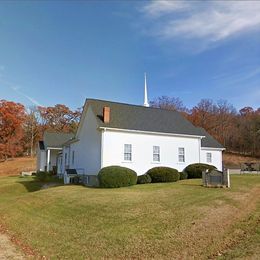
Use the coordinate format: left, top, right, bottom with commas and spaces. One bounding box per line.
0, 97, 259, 160
151, 96, 260, 157
0, 100, 81, 160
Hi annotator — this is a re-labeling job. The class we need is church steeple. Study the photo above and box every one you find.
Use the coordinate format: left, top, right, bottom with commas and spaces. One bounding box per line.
144, 72, 149, 107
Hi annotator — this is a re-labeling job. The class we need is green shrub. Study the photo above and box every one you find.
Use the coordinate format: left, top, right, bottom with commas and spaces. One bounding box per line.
146, 167, 180, 183
36, 171, 53, 182
98, 166, 137, 188
137, 174, 152, 184
184, 163, 216, 179
179, 171, 188, 180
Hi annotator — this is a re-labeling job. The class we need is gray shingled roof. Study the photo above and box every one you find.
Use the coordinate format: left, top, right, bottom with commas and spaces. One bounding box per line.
87, 99, 224, 149
88, 99, 203, 136
43, 132, 74, 149
197, 128, 224, 149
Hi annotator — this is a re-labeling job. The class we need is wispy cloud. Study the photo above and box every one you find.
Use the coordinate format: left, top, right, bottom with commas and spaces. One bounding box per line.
213, 66, 260, 86
0, 78, 42, 106
142, 1, 190, 17
14, 88, 42, 107
141, 1, 260, 50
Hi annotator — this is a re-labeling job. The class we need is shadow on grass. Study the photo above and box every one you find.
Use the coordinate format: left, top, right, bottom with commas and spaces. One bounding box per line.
180, 183, 203, 187
17, 176, 63, 193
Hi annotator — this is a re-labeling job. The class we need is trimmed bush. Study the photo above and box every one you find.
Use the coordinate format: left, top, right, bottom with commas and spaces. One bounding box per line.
184, 163, 216, 179
137, 174, 152, 184
98, 166, 137, 188
179, 171, 188, 180
146, 167, 180, 183
36, 171, 53, 182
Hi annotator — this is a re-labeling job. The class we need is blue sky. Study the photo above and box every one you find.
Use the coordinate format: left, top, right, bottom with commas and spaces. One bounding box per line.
0, 1, 260, 110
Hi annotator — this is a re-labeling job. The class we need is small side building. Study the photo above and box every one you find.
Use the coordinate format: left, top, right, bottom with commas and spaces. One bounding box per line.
198, 128, 225, 171
36, 132, 74, 173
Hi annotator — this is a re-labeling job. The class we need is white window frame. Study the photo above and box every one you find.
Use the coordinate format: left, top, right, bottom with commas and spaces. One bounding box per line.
153, 146, 160, 162
124, 144, 132, 161
206, 152, 212, 163
178, 147, 185, 162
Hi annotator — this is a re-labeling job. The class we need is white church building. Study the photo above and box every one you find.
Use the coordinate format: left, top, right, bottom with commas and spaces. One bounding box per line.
60, 98, 224, 176
37, 77, 225, 179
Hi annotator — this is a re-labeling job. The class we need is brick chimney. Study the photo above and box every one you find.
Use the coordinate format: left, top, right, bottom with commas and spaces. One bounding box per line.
103, 106, 110, 124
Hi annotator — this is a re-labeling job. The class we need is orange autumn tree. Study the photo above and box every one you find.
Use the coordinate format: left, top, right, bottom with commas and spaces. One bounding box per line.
38, 104, 81, 135
0, 100, 26, 160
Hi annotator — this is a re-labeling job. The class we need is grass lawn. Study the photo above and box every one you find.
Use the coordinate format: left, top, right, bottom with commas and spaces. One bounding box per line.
0, 175, 259, 259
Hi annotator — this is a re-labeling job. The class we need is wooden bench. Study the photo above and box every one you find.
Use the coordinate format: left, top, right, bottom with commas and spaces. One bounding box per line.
240, 163, 260, 173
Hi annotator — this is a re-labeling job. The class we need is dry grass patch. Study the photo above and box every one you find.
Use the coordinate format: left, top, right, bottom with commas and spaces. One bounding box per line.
0, 157, 36, 176
223, 153, 259, 168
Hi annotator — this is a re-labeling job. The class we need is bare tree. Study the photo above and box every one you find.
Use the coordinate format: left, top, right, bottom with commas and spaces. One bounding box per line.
23, 106, 40, 156
150, 96, 189, 112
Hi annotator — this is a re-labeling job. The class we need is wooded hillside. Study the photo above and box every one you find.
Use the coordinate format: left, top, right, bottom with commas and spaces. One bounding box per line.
151, 96, 260, 157
0, 97, 259, 159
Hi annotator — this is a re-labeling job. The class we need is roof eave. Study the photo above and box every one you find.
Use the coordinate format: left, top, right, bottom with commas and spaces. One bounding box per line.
99, 126, 205, 139
201, 147, 225, 151
45, 147, 63, 150
62, 138, 80, 146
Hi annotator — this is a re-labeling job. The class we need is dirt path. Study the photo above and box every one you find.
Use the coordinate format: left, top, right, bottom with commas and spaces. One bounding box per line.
0, 233, 25, 260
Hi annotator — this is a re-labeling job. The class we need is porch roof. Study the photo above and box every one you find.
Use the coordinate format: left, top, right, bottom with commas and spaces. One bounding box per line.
43, 132, 74, 149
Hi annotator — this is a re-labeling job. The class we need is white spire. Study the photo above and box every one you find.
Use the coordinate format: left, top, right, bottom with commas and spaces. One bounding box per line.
144, 72, 149, 107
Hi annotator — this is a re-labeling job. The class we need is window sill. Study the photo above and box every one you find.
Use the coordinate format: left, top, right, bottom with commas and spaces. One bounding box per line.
122, 161, 133, 164
151, 161, 161, 164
